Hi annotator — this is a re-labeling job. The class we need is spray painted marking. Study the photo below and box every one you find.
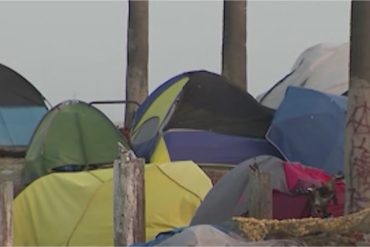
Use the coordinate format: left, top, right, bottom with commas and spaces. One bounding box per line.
350, 137, 370, 211
347, 102, 370, 134
347, 88, 370, 212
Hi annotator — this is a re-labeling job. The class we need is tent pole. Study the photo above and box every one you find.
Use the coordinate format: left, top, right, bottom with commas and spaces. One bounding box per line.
114, 148, 145, 246
0, 181, 13, 247
88, 100, 140, 108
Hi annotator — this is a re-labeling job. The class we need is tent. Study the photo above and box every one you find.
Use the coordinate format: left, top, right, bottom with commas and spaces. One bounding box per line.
149, 224, 249, 246
150, 129, 282, 165
13, 161, 212, 246
131, 70, 281, 164
191, 155, 345, 226
266, 86, 347, 174
258, 43, 349, 109
137, 223, 299, 246
22, 100, 129, 185
0, 64, 48, 153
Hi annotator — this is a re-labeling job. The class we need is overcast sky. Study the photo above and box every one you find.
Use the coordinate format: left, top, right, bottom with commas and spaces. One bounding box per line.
0, 1, 350, 123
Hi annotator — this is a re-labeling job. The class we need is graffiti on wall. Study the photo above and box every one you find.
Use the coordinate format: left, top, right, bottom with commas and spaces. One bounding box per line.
347, 89, 370, 212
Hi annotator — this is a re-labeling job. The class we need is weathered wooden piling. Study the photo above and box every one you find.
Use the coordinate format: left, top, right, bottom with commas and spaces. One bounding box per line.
113, 149, 145, 246
0, 181, 13, 247
247, 168, 272, 219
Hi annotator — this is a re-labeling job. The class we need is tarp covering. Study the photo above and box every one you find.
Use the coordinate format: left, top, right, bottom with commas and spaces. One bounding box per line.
258, 43, 349, 109
0, 64, 46, 106
22, 100, 128, 185
0, 64, 48, 150
0, 107, 46, 147
164, 71, 274, 138
14, 161, 212, 246
138, 222, 302, 246
154, 224, 248, 246
191, 155, 344, 226
151, 129, 282, 164
130, 74, 190, 158
131, 70, 275, 162
191, 156, 287, 225
266, 86, 347, 174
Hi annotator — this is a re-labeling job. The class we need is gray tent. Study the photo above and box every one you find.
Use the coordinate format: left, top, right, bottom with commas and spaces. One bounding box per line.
157, 224, 247, 246
258, 43, 349, 109
191, 155, 288, 225
156, 224, 303, 246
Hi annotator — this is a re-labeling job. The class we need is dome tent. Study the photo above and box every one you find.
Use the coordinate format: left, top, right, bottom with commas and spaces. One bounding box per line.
22, 100, 129, 185
14, 161, 212, 245
266, 86, 347, 175
131, 70, 281, 165
0, 63, 48, 154
258, 43, 349, 109
191, 155, 345, 226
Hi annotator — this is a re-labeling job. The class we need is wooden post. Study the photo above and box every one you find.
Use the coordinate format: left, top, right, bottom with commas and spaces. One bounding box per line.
114, 150, 145, 246
247, 169, 272, 219
222, 0, 247, 91
345, 0, 370, 214
124, 0, 149, 129
0, 181, 13, 247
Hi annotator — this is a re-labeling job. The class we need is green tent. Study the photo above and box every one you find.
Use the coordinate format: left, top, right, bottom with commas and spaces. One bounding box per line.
22, 100, 128, 185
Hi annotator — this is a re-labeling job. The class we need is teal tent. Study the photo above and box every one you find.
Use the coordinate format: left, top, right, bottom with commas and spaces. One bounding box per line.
22, 100, 129, 185
0, 63, 48, 154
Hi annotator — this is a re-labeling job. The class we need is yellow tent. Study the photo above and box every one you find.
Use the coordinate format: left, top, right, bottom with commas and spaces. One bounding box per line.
13, 161, 212, 246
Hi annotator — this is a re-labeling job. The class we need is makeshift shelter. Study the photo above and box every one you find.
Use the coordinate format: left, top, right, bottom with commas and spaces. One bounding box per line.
14, 161, 212, 246
0, 64, 48, 153
191, 155, 345, 226
150, 129, 282, 165
22, 100, 128, 185
131, 70, 281, 164
147, 224, 249, 246
266, 86, 347, 174
258, 43, 349, 109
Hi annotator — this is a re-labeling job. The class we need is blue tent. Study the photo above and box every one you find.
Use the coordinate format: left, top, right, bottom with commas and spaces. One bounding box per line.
266, 86, 347, 174
131, 71, 280, 164
0, 107, 46, 147
0, 64, 48, 152
161, 129, 282, 164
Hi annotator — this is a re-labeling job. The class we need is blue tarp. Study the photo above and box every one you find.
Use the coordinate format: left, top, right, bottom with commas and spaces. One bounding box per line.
0, 106, 46, 147
266, 86, 347, 174
164, 129, 283, 164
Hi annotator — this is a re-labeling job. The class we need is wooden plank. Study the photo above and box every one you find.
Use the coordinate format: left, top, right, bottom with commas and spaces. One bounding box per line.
247, 170, 272, 219
114, 150, 145, 246
0, 181, 13, 247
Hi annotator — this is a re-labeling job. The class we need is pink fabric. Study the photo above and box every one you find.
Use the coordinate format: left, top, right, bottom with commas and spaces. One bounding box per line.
283, 161, 331, 191
273, 190, 311, 219
271, 162, 345, 218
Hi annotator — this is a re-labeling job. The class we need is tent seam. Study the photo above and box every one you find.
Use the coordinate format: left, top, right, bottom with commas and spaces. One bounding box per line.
156, 164, 205, 201
65, 178, 105, 246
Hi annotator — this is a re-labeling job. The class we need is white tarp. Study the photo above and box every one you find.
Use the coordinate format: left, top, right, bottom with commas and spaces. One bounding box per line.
258, 43, 349, 109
